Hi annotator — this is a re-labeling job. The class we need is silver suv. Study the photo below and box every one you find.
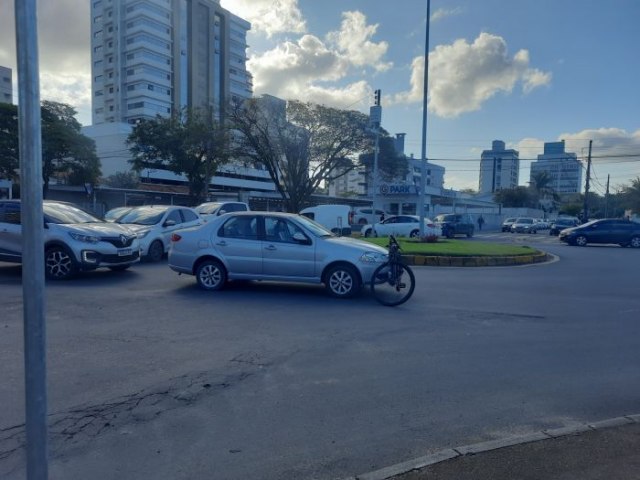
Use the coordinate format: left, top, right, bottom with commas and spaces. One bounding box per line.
0, 200, 140, 279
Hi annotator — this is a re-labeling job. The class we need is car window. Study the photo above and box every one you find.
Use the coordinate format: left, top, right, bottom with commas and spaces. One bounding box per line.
265, 217, 305, 244
166, 210, 182, 225
398, 216, 417, 223
219, 216, 258, 240
0, 203, 21, 224
117, 207, 166, 225
180, 209, 198, 222
383, 217, 397, 224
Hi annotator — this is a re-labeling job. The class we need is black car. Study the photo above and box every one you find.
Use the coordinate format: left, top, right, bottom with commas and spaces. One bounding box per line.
559, 219, 640, 247
549, 217, 580, 235
434, 213, 474, 238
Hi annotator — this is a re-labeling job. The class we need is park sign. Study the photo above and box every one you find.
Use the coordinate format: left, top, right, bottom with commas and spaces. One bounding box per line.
379, 183, 420, 195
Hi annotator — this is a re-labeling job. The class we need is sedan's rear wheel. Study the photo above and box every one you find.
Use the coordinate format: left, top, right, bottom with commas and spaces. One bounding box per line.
195, 259, 227, 291
325, 264, 360, 299
45, 246, 78, 280
575, 235, 588, 247
410, 229, 420, 238
630, 236, 640, 248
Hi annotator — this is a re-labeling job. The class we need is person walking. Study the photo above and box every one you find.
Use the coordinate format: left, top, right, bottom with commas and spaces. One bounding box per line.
477, 215, 485, 231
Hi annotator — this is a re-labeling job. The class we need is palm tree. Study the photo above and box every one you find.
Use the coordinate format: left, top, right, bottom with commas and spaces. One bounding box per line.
531, 171, 558, 213
622, 177, 640, 213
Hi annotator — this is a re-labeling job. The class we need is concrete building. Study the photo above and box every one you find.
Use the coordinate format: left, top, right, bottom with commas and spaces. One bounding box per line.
530, 141, 583, 193
90, 0, 252, 125
0, 66, 12, 104
479, 140, 519, 193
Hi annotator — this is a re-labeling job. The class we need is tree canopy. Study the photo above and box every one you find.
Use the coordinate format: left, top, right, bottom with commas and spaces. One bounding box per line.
227, 98, 373, 212
127, 108, 229, 203
0, 101, 101, 197
358, 133, 409, 183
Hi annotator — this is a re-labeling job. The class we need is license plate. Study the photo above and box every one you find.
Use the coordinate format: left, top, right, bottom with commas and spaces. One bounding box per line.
118, 248, 132, 256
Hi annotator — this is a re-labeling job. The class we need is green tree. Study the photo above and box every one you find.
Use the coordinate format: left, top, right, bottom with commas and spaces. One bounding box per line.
127, 108, 229, 203
0, 102, 19, 180
621, 177, 640, 213
228, 99, 372, 212
1, 101, 101, 196
358, 134, 408, 182
493, 186, 532, 208
103, 171, 139, 189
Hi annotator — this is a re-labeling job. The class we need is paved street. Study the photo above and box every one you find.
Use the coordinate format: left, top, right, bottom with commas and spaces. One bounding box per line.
1, 240, 639, 479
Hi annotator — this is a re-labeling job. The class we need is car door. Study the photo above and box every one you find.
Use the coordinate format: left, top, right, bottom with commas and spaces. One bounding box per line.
586, 220, 614, 244
214, 214, 262, 275
395, 216, 418, 236
375, 217, 395, 236
262, 216, 316, 278
0, 202, 23, 262
179, 208, 201, 229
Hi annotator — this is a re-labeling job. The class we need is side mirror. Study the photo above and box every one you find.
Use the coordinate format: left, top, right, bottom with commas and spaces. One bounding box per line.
217, 209, 227, 216
293, 232, 311, 244
164, 219, 177, 227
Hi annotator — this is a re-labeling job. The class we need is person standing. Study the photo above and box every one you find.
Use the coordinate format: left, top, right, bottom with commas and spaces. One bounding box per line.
477, 215, 485, 231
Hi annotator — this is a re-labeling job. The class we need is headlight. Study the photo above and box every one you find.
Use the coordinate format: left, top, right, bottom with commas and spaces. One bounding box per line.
137, 231, 150, 239
359, 251, 387, 264
69, 232, 100, 244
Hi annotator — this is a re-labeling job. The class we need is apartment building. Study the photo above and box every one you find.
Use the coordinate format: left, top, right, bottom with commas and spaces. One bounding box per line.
90, 0, 252, 125
479, 140, 519, 193
529, 141, 583, 194
0, 66, 12, 104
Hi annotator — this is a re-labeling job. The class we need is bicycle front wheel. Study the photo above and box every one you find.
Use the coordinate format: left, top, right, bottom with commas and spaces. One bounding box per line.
370, 262, 416, 306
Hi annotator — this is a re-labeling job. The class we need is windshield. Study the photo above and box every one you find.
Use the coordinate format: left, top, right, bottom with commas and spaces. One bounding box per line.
44, 203, 101, 224
116, 207, 166, 225
436, 215, 455, 222
292, 215, 335, 237
195, 203, 222, 214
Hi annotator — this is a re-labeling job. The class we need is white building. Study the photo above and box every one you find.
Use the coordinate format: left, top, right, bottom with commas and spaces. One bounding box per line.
0, 66, 12, 104
479, 140, 519, 193
90, 0, 252, 125
530, 141, 583, 193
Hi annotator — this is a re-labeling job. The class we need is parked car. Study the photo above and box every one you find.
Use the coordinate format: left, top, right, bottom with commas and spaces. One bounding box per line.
299, 204, 353, 236
559, 219, 640, 247
168, 212, 389, 298
0, 200, 140, 279
360, 215, 441, 238
501, 217, 517, 232
511, 217, 538, 234
116, 205, 202, 261
104, 206, 133, 223
352, 207, 389, 225
549, 217, 580, 235
434, 213, 474, 238
194, 201, 249, 218
534, 218, 550, 230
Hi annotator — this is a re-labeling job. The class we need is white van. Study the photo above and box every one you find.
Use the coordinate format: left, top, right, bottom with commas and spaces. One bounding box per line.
299, 204, 353, 236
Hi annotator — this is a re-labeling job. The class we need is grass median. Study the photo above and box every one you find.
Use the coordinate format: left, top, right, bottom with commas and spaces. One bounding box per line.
360, 237, 540, 257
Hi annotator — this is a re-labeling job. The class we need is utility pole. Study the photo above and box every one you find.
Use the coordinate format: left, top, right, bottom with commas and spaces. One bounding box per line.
582, 140, 592, 222
491, 157, 497, 193
604, 173, 610, 218
370, 90, 382, 214
418, 0, 431, 237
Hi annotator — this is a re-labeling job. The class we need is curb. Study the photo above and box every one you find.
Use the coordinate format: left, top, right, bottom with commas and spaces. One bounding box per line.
345, 414, 640, 480
403, 252, 551, 267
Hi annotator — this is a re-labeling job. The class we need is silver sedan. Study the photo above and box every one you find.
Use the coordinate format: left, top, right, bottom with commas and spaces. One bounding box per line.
168, 212, 389, 298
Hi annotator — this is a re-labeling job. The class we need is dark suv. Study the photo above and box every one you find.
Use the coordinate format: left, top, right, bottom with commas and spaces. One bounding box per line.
434, 213, 475, 238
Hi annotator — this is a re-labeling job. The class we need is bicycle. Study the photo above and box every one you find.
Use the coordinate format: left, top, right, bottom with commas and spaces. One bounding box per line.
370, 235, 416, 306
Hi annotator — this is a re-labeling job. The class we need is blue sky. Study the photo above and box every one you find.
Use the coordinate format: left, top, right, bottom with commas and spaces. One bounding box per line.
1, 0, 638, 193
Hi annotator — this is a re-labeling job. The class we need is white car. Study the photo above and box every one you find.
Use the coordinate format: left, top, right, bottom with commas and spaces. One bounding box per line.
116, 205, 202, 261
352, 207, 389, 225
360, 215, 441, 238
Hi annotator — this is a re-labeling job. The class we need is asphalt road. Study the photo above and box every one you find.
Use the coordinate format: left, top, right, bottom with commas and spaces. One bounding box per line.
1, 238, 639, 479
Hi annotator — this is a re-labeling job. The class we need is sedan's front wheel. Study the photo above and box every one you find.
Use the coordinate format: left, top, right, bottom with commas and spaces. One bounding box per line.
195, 259, 227, 291
630, 236, 640, 248
325, 264, 360, 299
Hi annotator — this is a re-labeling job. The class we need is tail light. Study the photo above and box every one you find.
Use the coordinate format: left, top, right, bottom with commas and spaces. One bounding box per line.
171, 233, 182, 242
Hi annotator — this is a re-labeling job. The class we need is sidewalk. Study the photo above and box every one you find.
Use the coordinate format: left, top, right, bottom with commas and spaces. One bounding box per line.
351, 416, 640, 480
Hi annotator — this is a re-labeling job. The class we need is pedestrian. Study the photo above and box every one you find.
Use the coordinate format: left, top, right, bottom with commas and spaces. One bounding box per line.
477, 215, 485, 231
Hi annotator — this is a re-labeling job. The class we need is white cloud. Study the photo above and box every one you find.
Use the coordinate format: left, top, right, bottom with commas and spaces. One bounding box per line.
220, 0, 306, 38
326, 11, 392, 72
558, 128, 640, 158
391, 32, 552, 118
431, 7, 465, 22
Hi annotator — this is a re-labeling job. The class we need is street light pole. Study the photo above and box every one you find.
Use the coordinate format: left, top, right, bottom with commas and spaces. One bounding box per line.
419, 0, 431, 237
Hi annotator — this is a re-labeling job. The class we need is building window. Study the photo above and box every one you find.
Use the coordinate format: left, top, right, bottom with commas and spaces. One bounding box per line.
95, 90, 103, 96
94, 15, 102, 23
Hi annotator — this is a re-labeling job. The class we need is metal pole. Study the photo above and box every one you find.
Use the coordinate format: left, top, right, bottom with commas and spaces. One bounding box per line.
419, 0, 431, 236
15, 0, 49, 478
582, 139, 592, 222
372, 128, 380, 213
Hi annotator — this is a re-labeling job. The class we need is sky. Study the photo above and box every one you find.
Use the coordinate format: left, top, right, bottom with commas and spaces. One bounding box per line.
1, 0, 639, 194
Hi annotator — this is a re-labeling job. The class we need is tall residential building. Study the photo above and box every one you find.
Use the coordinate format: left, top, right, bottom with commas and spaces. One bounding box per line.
0, 66, 13, 104
90, 0, 252, 125
479, 140, 519, 193
529, 141, 583, 193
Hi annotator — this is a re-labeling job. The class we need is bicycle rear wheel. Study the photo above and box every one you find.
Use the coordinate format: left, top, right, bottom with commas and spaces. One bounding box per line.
370, 262, 415, 306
